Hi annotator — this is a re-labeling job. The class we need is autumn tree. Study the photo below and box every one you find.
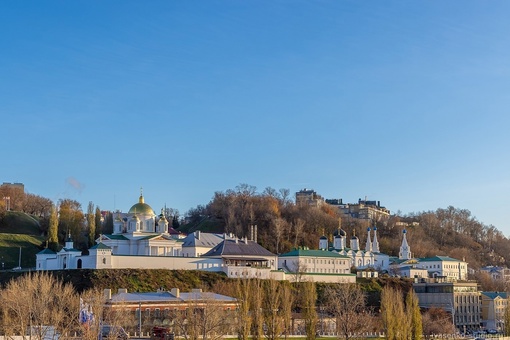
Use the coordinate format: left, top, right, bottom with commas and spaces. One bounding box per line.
0, 272, 78, 338
87, 201, 96, 247
324, 283, 372, 340
301, 281, 318, 340
234, 279, 252, 340
95, 206, 102, 239
405, 290, 422, 340
262, 279, 284, 340
251, 279, 264, 340
48, 204, 59, 251
280, 282, 294, 340
58, 199, 85, 247
381, 286, 408, 340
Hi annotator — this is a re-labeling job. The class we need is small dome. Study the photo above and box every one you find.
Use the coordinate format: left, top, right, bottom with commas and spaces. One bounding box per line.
351, 235, 359, 240
373, 226, 377, 231
367, 227, 371, 231
333, 229, 346, 237
403, 229, 407, 234
320, 235, 327, 240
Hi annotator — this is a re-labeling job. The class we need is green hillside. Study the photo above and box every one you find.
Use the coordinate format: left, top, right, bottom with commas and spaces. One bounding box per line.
0, 211, 41, 235
0, 233, 44, 269
0, 211, 44, 269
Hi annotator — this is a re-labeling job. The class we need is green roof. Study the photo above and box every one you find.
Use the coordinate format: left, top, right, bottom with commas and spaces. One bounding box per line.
37, 248, 56, 255
280, 249, 350, 258
418, 256, 463, 262
102, 234, 129, 240
90, 243, 111, 250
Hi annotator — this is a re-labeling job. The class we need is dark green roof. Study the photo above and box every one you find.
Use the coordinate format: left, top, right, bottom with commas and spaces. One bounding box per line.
90, 243, 111, 250
280, 249, 350, 258
418, 256, 462, 262
37, 248, 56, 255
102, 234, 129, 240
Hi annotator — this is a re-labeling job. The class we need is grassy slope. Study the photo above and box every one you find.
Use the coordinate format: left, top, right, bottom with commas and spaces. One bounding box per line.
0, 211, 44, 269
0, 233, 44, 269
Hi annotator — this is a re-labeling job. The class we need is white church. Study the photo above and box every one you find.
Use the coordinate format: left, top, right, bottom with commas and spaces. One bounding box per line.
316, 225, 391, 271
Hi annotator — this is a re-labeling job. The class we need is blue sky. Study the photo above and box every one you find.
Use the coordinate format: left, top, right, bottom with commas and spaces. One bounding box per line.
1, 1, 509, 234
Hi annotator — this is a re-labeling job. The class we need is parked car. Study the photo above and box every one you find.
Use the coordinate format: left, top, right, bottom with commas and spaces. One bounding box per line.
100, 325, 129, 340
151, 326, 174, 340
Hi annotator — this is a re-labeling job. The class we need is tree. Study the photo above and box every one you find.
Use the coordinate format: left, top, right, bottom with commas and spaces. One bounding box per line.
421, 307, 455, 336
58, 199, 85, 247
301, 281, 317, 340
0, 272, 78, 338
263, 279, 283, 340
48, 204, 59, 251
405, 290, 422, 340
94, 207, 102, 239
324, 283, 372, 340
234, 279, 252, 340
251, 279, 264, 340
280, 283, 294, 340
171, 292, 233, 340
87, 201, 96, 247
381, 286, 407, 340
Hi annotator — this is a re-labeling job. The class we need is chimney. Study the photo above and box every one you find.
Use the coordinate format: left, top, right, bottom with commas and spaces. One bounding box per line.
223, 233, 228, 240
235, 237, 239, 244
244, 236, 248, 244
104, 289, 112, 300
196, 230, 201, 240
171, 288, 180, 298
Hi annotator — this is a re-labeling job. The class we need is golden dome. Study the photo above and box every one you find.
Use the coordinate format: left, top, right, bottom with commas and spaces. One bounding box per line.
128, 192, 155, 215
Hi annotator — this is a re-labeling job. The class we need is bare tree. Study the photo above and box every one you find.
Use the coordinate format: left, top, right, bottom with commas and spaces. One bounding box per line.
293, 219, 305, 248
324, 283, 372, 340
0, 272, 78, 339
171, 292, 233, 340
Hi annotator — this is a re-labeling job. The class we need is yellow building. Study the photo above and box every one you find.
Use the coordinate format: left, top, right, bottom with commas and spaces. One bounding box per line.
481, 291, 507, 332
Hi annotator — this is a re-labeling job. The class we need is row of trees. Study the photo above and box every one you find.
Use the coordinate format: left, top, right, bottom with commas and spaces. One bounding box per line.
2, 272, 467, 340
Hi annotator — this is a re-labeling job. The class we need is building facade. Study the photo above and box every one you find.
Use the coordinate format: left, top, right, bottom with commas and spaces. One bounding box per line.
413, 279, 481, 333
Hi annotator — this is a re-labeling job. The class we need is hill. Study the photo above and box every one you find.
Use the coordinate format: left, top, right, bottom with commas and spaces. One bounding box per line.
0, 211, 44, 269
0, 211, 41, 235
0, 233, 44, 269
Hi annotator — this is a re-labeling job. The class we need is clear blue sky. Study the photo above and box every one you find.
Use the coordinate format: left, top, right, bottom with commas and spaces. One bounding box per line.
1, 1, 509, 234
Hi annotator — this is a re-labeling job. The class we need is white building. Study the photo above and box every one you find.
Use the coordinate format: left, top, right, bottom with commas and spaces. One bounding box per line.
391, 229, 468, 281
278, 247, 356, 283
321, 226, 390, 271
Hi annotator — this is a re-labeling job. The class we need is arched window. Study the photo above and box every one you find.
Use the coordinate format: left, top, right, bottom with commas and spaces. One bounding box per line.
77, 259, 82, 269
103, 257, 106, 265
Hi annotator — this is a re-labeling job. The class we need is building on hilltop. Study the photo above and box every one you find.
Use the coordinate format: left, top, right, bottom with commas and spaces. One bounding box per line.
325, 197, 390, 221
295, 188, 324, 207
